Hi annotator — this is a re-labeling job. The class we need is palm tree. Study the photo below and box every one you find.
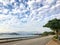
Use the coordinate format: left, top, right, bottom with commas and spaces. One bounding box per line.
43, 18, 60, 39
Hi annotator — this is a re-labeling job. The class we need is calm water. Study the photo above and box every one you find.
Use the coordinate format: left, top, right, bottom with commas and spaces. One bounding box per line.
0, 35, 39, 39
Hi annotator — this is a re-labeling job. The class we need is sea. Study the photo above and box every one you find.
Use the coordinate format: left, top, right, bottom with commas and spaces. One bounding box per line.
0, 34, 39, 39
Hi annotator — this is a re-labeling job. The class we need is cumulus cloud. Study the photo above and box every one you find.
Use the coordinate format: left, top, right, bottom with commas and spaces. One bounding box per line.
0, 0, 60, 32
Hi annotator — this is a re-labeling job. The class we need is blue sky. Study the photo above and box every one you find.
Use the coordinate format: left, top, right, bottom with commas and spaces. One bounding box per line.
0, 0, 60, 33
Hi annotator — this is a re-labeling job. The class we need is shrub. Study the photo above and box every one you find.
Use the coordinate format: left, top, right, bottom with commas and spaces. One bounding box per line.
53, 36, 58, 39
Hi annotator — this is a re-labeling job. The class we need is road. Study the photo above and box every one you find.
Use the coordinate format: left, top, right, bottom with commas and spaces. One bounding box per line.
0, 35, 53, 45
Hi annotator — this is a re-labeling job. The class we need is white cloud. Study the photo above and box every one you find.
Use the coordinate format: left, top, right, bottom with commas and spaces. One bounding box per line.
0, 0, 60, 33
0, 0, 10, 5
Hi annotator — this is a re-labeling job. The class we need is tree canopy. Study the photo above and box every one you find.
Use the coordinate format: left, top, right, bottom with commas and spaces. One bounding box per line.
43, 18, 60, 39
43, 18, 60, 30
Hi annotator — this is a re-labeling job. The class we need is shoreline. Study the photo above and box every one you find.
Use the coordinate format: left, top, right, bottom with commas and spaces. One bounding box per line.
0, 35, 53, 45
0, 35, 41, 43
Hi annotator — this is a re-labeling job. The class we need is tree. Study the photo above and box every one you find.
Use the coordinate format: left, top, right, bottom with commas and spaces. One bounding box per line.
42, 31, 49, 36
43, 18, 60, 39
42, 31, 55, 36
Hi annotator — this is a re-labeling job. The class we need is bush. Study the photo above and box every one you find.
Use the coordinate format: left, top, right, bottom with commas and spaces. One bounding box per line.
42, 31, 55, 36
42, 32, 48, 36
53, 36, 58, 39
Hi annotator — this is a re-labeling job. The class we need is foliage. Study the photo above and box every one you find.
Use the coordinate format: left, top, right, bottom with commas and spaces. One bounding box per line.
53, 35, 58, 39
42, 31, 49, 36
42, 31, 55, 36
43, 18, 60, 30
43, 18, 60, 39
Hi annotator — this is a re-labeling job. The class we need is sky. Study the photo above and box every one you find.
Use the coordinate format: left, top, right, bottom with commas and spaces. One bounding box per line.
0, 0, 60, 33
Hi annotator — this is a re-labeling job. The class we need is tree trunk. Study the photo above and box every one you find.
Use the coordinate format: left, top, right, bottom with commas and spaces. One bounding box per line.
56, 30, 59, 39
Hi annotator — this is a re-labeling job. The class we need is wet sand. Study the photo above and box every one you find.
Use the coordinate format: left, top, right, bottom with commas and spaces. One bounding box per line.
0, 35, 53, 45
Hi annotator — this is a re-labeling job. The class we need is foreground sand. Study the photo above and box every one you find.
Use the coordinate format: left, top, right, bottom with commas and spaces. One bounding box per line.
0, 35, 53, 45
46, 39, 60, 45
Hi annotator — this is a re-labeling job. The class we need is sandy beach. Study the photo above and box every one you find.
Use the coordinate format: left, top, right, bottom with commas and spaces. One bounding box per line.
0, 35, 53, 45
